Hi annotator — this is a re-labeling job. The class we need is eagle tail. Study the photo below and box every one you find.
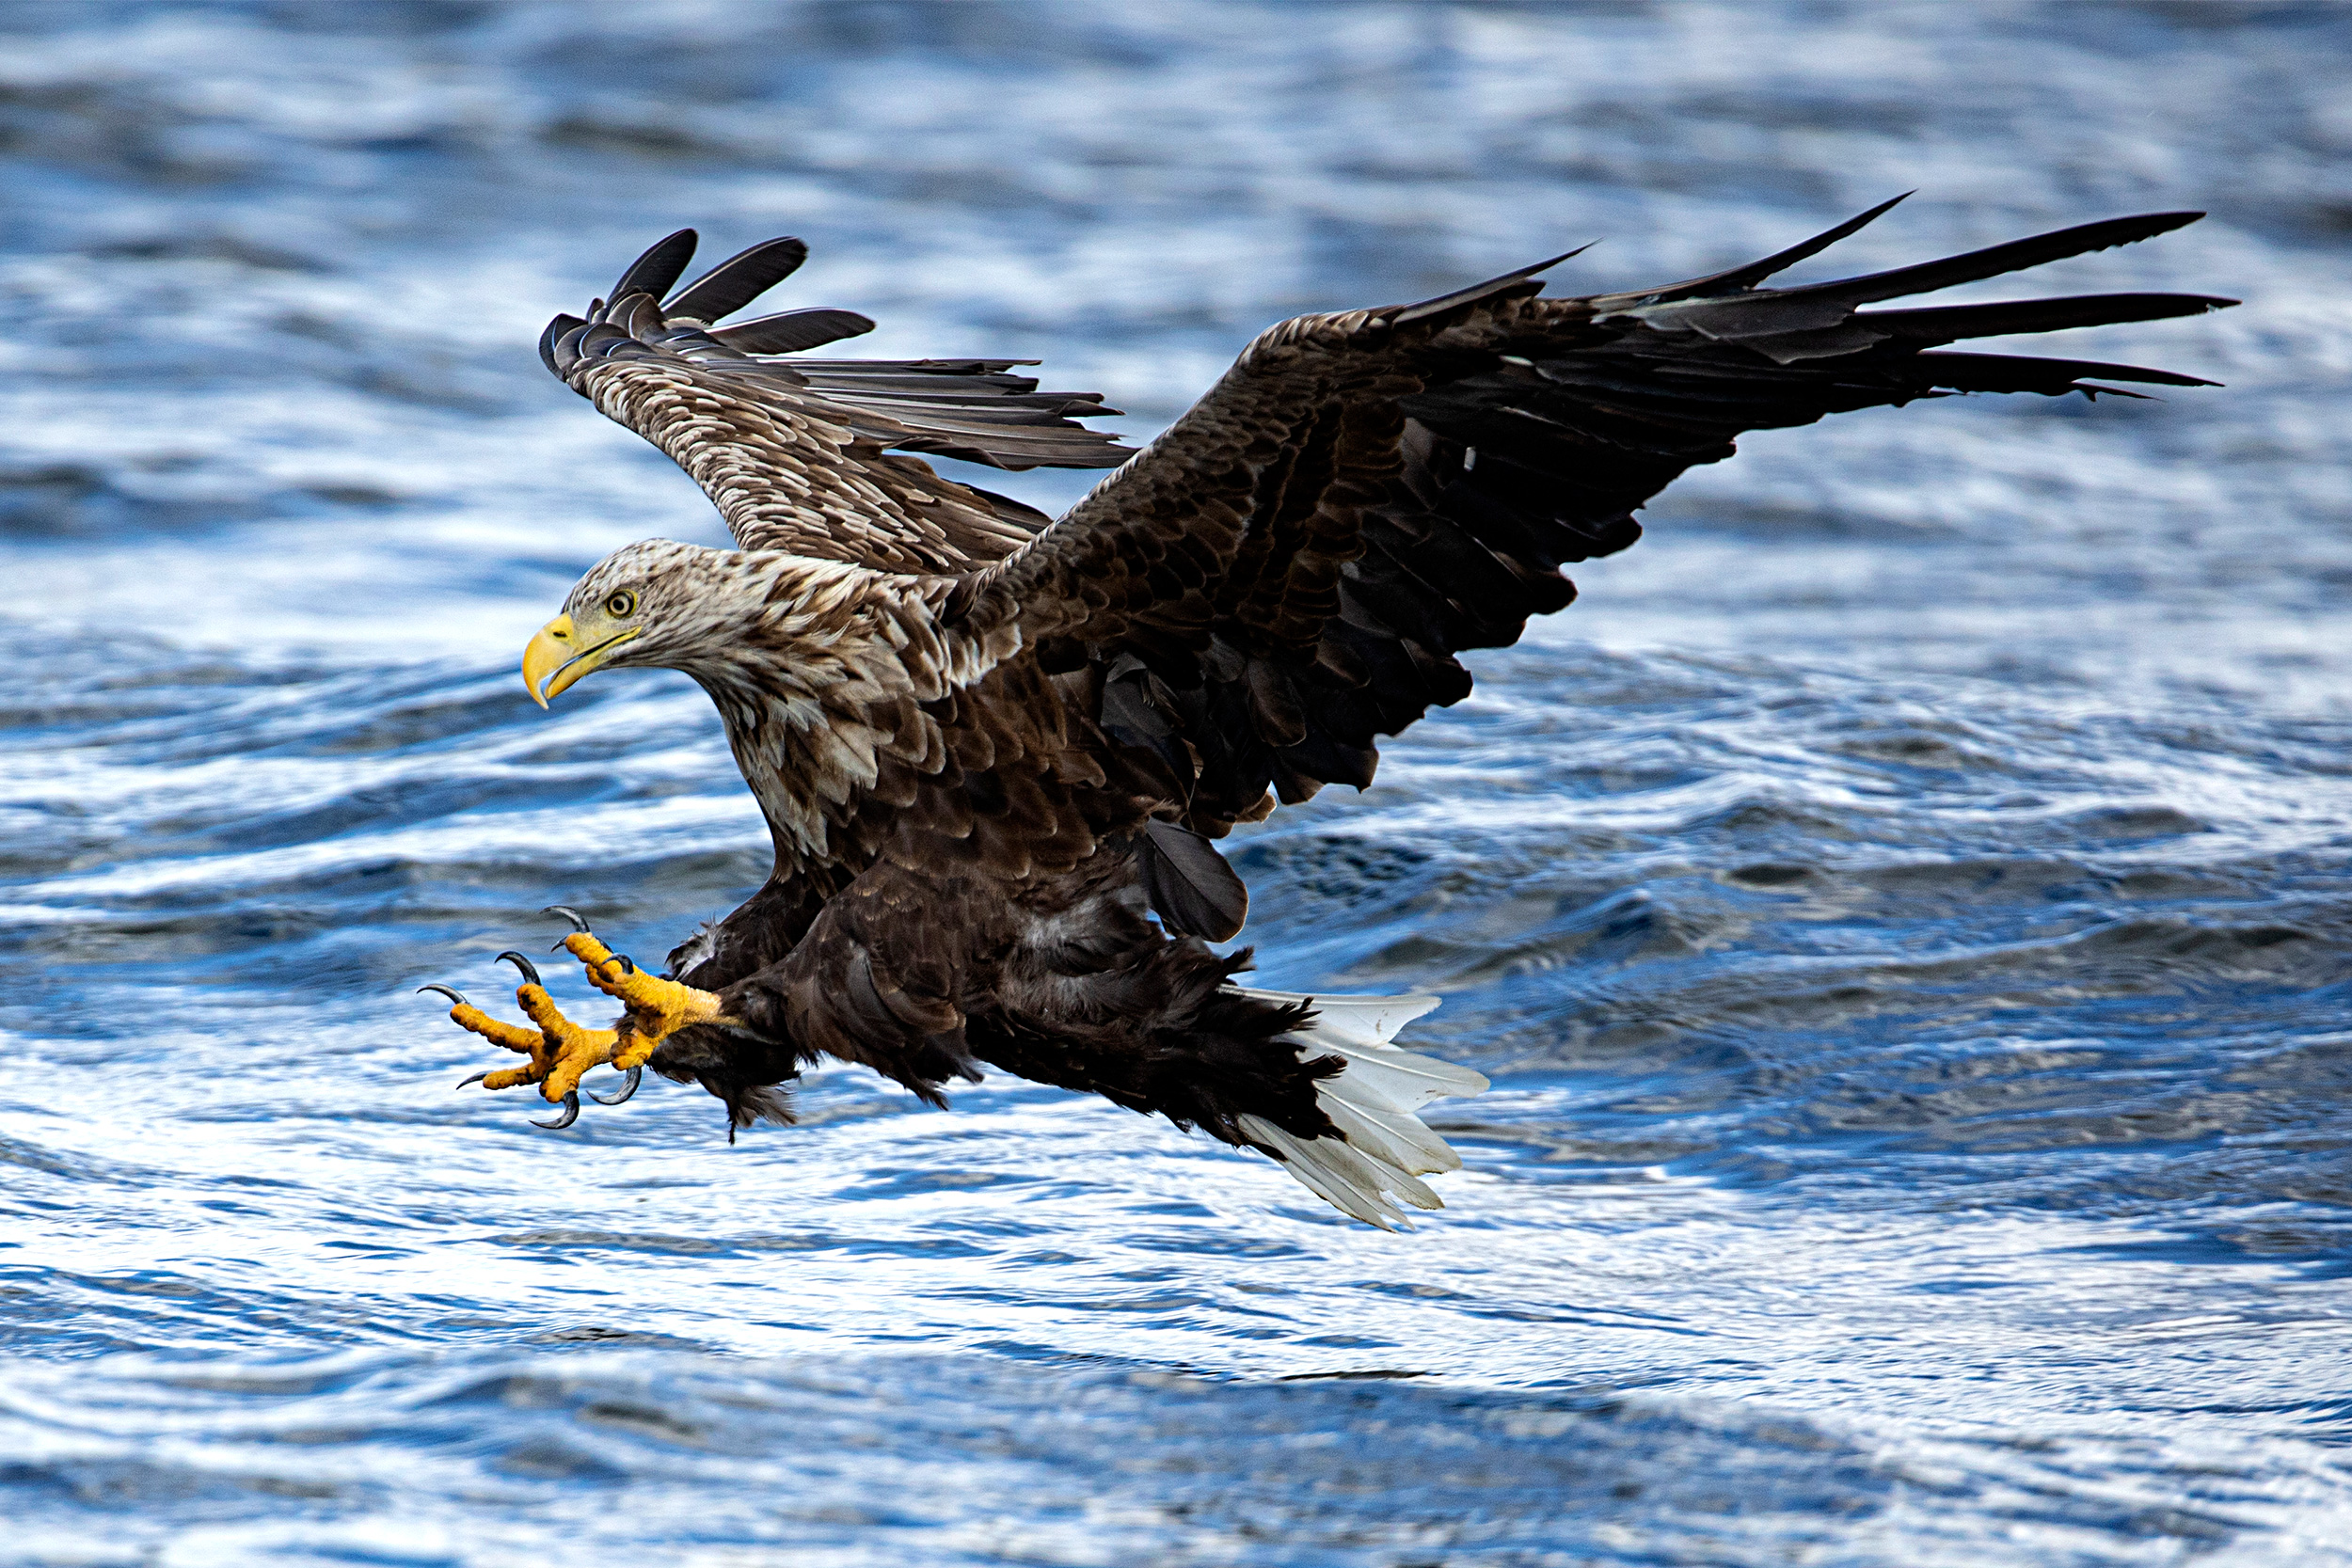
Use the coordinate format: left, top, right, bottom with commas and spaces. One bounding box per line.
1232, 989, 1486, 1230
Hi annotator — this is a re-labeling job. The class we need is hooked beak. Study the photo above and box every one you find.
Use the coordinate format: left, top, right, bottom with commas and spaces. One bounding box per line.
521, 613, 641, 708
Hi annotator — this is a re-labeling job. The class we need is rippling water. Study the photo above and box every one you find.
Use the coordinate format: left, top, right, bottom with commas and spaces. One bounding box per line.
6, 3, 2351, 1562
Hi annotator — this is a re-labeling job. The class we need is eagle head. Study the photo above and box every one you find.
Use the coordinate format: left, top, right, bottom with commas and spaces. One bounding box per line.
521, 538, 756, 706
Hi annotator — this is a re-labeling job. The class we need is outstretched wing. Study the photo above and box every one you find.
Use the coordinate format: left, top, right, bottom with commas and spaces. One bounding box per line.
967, 200, 2233, 850
541, 230, 1135, 574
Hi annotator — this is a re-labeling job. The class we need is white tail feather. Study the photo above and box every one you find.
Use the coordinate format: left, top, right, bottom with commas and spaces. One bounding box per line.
1233, 989, 1438, 1049
1229, 986, 1487, 1230
1310, 1037, 1486, 1113
1319, 1091, 1457, 1175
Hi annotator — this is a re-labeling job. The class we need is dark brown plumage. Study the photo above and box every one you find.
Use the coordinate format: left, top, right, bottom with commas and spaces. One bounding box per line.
468, 201, 2230, 1227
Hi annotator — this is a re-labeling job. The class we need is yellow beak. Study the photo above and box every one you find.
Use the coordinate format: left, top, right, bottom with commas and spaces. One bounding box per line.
521, 613, 640, 708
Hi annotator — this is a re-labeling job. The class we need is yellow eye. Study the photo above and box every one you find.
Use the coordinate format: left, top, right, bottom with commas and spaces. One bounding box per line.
605, 590, 638, 618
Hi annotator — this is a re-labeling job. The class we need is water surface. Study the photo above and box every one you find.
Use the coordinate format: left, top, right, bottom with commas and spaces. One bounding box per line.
5, 3, 2351, 1563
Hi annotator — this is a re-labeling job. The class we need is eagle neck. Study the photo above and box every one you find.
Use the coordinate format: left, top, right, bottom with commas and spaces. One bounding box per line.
674, 565, 950, 877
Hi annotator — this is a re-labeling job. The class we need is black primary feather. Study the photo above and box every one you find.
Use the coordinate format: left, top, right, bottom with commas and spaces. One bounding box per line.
1589, 192, 1913, 309
713, 308, 878, 355
1392, 243, 1594, 325
1858, 292, 2238, 344
1794, 210, 2207, 309
1639, 212, 2211, 343
666, 236, 811, 323
609, 229, 699, 308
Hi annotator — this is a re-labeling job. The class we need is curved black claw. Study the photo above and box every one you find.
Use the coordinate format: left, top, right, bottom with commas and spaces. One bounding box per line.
543, 904, 593, 934
454, 1070, 491, 1090
531, 1091, 581, 1131
418, 984, 469, 1007
496, 950, 544, 988
590, 1065, 643, 1106
602, 953, 638, 977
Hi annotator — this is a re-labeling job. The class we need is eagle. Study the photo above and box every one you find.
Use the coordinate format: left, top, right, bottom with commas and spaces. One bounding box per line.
421, 198, 2229, 1228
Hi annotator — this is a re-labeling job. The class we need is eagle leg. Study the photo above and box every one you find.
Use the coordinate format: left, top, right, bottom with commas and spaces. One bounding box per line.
548, 924, 736, 1073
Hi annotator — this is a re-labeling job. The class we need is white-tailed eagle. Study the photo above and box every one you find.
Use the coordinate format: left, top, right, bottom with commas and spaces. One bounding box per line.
421, 199, 2229, 1227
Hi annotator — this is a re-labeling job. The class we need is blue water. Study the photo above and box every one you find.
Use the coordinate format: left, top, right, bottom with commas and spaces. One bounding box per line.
6, 3, 2351, 1562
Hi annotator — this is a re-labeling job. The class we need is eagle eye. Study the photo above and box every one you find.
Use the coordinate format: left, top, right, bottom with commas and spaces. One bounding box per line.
605, 590, 639, 618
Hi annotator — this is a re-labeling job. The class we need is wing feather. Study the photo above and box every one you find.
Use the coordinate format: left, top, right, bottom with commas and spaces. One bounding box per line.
663, 236, 809, 323
541, 232, 1135, 572
964, 205, 2231, 832
712, 308, 877, 355
610, 227, 701, 306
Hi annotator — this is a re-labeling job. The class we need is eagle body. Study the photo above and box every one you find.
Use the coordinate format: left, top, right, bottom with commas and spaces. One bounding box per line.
565, 540, 1333, 1161
469, 203, 2230, 1227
